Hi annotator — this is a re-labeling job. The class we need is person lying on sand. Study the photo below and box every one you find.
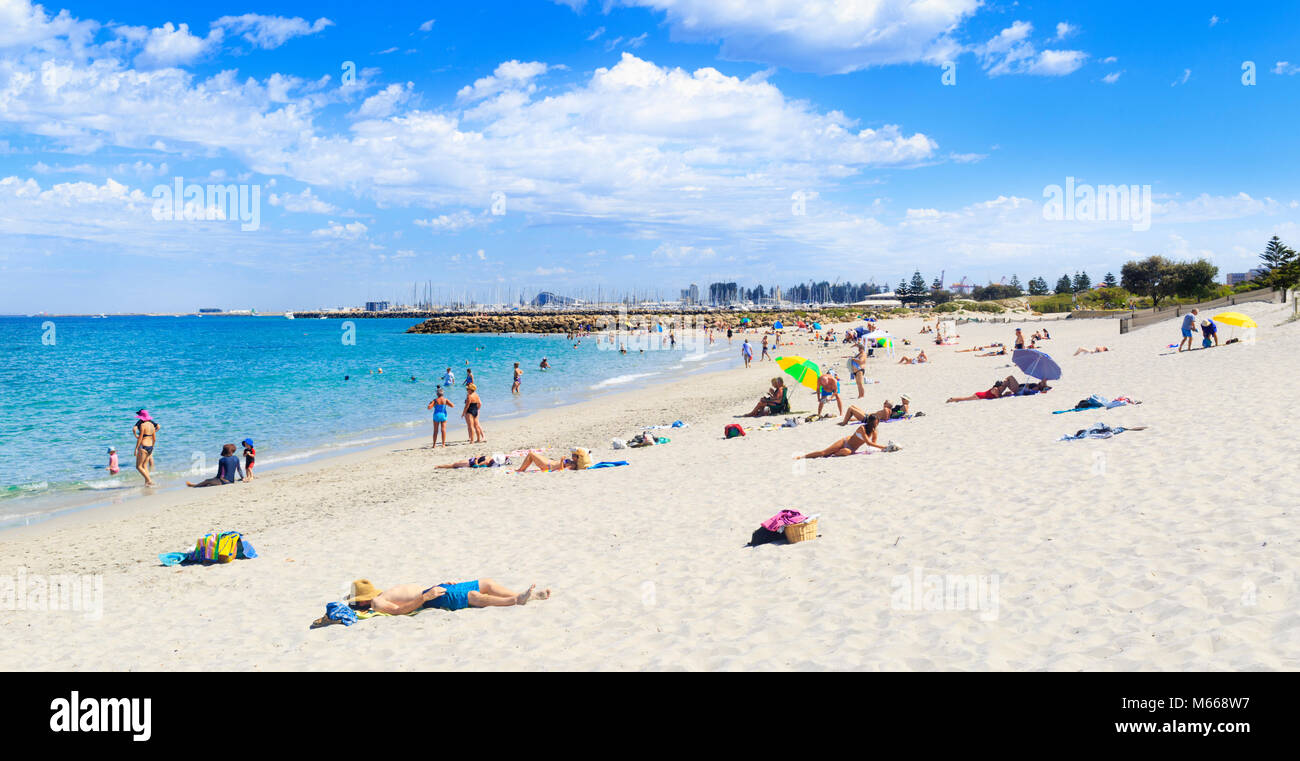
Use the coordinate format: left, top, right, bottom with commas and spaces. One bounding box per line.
516, 447, 591, 472
838, 396, 910, 425
437, 453, 508, 469
743, 377, 788, 417
897, 350, 928, 364
947, 377, 1016, 403
796, 415, 896, 458
346, 578, 550, 614
956, 343, 1004, 353
1074, 346, 1110, 355
976, 347, 1007, 356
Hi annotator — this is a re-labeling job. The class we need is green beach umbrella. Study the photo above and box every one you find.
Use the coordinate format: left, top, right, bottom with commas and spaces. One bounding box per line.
775, 356, 821, 390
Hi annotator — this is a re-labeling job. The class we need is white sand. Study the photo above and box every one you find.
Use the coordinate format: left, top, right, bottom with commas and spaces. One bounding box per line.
2, 302, 1298, 671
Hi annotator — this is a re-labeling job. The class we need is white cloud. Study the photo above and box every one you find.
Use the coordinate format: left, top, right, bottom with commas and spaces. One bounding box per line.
268, 187, 338, 214
1101, 56, 1117, 64
586, 26, 605, 41
456, 60, 551, 103
1209, 16, 1219, 27
1101, 70, 1122, 84
534, 266, 570, 275
311, 220, 368, 238
976, 22, 1088, 77
1273, 62, 1299, 76
1172, 68, 1191, 86
131, 22, 223, 69
211, 14, 333, 50
358, 82, 414, 118
419, 19, 436, 33
578, 0, 982, 74
1054, 22, 1078, 40
414, 210, 486, 233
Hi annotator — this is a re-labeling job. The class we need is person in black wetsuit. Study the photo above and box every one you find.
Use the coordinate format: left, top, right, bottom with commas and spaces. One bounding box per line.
186, 443, 243, 487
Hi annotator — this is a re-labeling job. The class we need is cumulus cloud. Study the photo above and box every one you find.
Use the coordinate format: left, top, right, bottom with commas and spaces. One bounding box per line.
1273, 62, 1299, 75
1101, 70, 1122, 84
565, 0, 982, 74
975, 21, 1087, 77
211, 14, 333, 50
129, 22, 223, 69
268, 187, 338, 214
456, 60, 552, 103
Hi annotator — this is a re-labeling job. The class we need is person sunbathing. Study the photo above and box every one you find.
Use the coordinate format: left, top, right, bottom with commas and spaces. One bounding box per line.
796, 414, 892, 458
897, 350, 929, 364
743, 377, 789, 417
947, 377, 1018, 403
840, 396, 911, 425
436, 453, 508, 469
516, 449, 585, 472
346, 578, 550, 614
976, 347, 1007, 356
1074, 346, 1110, 355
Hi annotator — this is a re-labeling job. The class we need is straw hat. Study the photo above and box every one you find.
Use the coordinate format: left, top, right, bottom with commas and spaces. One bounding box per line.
346, 579, 380, 603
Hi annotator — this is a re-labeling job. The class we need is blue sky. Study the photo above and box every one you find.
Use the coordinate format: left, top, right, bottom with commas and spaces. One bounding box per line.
1, 0, 1297, 312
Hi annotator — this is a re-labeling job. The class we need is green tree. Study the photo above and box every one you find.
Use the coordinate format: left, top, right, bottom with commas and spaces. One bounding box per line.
1121, 256, 1176, 307
1102, 272, 1118, 288
1054, 275, 1073, 294
1027, 276, 1049, 296
908, 270, 928, 300
931, 276, 943, 291
1008, 275, 1023, 295
1259, 236, 1298, 288
1172, 258, 1219, 300
1072, 271, 1092, 292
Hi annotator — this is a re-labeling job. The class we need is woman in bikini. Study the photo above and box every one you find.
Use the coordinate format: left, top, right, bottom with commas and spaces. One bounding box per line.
516, 450, 583, 472
947, 376, 1018, 403
797, 414, 888, 459
511, 363, 523, 395
133, 409, 160, 486
426, 387, 455, 447
463, 383, 485, 443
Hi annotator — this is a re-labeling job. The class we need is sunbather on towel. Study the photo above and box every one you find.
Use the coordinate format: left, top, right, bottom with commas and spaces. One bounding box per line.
437, 453, 509, 469
897, 350, 929, 364
1074, 346, 1110, 355
516, 448, 587, 472
838, 396, 910, 425
797, 414, 894, 458
346, 578, 550, 614
946, 377, 1019, 403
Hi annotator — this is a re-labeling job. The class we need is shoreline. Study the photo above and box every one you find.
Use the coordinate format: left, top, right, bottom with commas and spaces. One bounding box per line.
0, 330, 740, 534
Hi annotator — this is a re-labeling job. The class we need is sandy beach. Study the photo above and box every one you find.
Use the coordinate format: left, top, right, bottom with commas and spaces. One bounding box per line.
2, 303, 1297, 672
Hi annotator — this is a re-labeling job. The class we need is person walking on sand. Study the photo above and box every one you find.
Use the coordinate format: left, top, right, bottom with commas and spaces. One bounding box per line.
463, 383, 485, 443
133, 409, 160, 486
427, 386, 455, 447
760, 335, 771, 361
241, 438, 256, 481
511, 362, 523, 395
345, 578, 550, 615
1178, 309, 1200, 352
1014, 328, 1026, 351
741, 339, 753, 368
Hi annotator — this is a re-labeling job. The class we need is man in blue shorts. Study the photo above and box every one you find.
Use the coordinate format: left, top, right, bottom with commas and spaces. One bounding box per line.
346, 578, 551, 614
1178, 309, 1199, 352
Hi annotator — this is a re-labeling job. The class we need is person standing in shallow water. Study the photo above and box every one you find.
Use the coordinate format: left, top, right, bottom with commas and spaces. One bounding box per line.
511, 362, 522, 395
427, 387, 455, 447
133, 409, 160, 486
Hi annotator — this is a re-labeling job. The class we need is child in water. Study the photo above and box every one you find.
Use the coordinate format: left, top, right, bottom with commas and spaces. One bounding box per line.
241, 438, 256, 481
108, 447, 119, 475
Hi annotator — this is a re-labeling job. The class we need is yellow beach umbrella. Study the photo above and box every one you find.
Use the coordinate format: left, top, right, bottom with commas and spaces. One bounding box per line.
775, 356, 821, 390
1212, 312, 1257, 329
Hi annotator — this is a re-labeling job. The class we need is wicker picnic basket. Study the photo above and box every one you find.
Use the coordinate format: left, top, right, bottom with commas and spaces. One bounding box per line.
784, 518, 818, 544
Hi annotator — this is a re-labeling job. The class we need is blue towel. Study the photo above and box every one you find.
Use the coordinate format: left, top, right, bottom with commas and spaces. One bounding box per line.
325, 601, 358, 626
588, 461, 629, 469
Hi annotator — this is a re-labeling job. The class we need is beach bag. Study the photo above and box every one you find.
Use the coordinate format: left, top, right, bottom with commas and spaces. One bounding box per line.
724, 423, 746, 439
611, 438, 627, 450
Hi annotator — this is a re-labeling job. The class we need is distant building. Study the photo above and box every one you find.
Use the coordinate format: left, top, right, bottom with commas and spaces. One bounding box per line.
365, 301, 390, 312
1226, 268, 1267, 286
198, 307, 223, 313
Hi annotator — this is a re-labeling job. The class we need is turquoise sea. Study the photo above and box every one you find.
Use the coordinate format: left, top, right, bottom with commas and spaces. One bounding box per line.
0, 315, 733, 527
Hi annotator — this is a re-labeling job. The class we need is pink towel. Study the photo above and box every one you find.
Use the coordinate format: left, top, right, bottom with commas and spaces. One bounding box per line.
761, 509, 808, 532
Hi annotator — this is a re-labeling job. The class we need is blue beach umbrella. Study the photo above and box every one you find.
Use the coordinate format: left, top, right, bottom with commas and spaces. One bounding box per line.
773, 320, 784, 329
1012, 349, 1061, 380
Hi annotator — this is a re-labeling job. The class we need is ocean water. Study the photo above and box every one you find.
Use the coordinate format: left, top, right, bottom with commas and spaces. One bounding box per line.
0, 315, 733, 525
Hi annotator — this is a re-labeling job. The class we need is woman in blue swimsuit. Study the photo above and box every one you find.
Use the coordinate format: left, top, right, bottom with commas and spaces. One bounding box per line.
426, 387, 455, 447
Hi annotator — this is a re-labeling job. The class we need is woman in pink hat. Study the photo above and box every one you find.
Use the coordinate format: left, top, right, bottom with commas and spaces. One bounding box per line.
133, 409, 160, 486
